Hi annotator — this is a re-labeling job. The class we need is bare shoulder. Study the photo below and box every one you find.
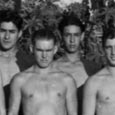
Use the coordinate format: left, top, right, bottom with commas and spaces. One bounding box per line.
51, 69, 76, 84
10, 66, 33, 87
91, 67, 110, 80
55, 57, 64, 62
59, 71, 76, 87
53, 57, 65, 67
54, 57, 69, 64
85, 67, 109, 89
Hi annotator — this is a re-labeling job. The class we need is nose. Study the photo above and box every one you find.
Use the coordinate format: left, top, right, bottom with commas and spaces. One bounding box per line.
42, 51, 47, 58
5, 31, 10, 40
111, 46, 115, 55
70, 35, 75, 43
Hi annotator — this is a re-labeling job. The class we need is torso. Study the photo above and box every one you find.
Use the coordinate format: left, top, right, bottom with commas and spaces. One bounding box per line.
20, 69, 68, 115
92, 68, 115, 115
0, 56, 20, 86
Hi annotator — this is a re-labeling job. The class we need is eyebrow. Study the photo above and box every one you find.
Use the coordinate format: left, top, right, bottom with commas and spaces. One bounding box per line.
105, 45, 115, 48
64, 31, 81, 34
36, 48, 53, 51
0, 27, 17, 31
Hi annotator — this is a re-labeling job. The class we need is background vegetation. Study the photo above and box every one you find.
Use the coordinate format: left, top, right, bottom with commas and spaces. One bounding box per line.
1, 0, 115, 67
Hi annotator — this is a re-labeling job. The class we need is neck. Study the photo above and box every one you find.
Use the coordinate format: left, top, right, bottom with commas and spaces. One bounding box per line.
65, 52, 80, 62
107, 66, 115, 77
33, 63, 54, 75
0, 46, 18, 58
0, 46, 17, 54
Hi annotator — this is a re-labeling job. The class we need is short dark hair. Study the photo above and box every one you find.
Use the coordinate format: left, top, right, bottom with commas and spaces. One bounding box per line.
31, 28, 58, 46
102, 27, 115, 47
0, 9, 23, 31
58, 13, 85, 35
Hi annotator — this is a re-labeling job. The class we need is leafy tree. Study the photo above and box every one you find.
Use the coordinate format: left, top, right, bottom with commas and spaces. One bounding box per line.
1, 0, 115, 64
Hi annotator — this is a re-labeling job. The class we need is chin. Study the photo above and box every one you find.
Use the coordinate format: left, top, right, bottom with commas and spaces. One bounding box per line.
67, 49, 77, 53
40, 66, 48, 68
40, 64, 49, 68
1, 44, 13, 49
0, 47, 12, 51
109, 62, 115, 67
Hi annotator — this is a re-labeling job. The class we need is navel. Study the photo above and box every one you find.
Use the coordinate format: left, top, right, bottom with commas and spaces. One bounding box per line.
105, 96, 110, 100
57, 93, 61, 97
29, 94, 33, 98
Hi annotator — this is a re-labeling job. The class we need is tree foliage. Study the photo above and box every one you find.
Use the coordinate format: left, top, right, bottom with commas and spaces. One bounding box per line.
1, 0, 115, 65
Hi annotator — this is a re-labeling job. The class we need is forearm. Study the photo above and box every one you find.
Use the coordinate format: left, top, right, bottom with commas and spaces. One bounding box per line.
68, 111, 77, 115
8, 110, 18, 115
0, 109, 6, 115
68, 107, 78, 115
8, 106, 19, 115
0, 101, 6, 115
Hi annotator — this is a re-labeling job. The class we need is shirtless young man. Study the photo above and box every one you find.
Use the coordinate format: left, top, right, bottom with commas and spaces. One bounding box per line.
0, 9, 34, 87
82, 28, 115, 115
56, 14, 88, 88
56, 14, 101, 88
55, 14, 102, 115
8, 29, 77, 115
0, 9, 34, 111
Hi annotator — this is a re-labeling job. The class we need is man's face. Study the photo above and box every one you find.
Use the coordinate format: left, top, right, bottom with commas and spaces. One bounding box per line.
63, 25, 82, 53
0, 22, 21, 51
33, 39, 57, 68
105, 38, 115, 66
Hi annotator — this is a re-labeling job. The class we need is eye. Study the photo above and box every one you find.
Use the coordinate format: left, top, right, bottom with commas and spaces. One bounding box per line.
36, 48, 42, 52
105, 46, 110, 49
9, 30, 16, 33
0, 29, 6, 32
64, 33, 70, 37
46, 49, 53, 52
74, 33, 81, 37
105, 46, 112, 51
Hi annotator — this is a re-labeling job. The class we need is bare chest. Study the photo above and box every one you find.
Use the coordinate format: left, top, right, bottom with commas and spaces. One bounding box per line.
97, 80, 115, 103
57, 61, 88, 87
58, 62, 86, 74
21, 77, 66, 101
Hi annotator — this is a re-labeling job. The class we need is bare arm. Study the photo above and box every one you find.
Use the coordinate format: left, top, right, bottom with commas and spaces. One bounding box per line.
65, 76, 78, 115
0, 74, 6, 115
82, 78, 98, 115
8, 74, 22, 115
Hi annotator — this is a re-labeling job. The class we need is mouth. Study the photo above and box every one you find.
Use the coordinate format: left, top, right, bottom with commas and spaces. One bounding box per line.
41, 60, 48, 63
3, 40, 11, 44
111, 57, 115, 61
69, 45, 76, 48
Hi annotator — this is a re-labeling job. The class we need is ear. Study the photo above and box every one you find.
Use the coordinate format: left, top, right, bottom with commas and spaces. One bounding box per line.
54, 45, 58, 54
18, 30, 23, 38
80, 32, 85, 41
29, 44, 33, 53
